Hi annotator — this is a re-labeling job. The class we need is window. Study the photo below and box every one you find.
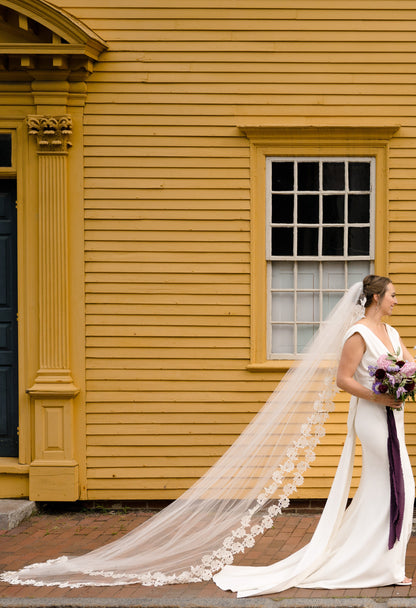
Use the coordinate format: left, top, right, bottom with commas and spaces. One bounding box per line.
0, 134, 12, 167
267, 157, 374, 357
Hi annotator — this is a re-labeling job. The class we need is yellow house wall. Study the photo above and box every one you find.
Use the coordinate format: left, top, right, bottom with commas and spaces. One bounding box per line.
45, 0, 416, 500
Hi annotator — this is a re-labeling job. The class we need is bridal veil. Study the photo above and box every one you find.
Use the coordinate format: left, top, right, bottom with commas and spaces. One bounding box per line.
1, 281, 364, 588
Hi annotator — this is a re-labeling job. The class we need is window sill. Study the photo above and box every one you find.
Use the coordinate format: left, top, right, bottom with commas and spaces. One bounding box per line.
246, 360, 296, 372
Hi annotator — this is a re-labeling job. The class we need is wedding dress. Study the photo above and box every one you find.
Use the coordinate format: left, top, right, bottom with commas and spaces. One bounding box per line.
214, 323, 415, 597
1, 283, 413, 591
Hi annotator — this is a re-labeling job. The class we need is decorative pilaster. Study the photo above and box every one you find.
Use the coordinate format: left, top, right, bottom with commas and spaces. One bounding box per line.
27, 114, 79, 501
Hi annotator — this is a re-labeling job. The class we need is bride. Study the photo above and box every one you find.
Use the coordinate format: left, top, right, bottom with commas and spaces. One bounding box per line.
214, 274, 415, 596
1, 275, 414, 594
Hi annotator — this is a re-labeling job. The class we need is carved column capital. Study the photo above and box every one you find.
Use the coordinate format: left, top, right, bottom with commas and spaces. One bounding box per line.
26, 114, 73, 151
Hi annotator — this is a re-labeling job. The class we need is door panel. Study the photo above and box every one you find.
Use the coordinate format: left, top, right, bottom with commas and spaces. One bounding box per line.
0, 179, 18, 456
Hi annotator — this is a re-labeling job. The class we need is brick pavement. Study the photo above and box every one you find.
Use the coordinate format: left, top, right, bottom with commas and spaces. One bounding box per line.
0, 507, 415, 602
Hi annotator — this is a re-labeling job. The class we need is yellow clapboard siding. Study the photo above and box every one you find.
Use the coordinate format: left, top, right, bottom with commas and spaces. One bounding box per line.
43, 0, 416, 501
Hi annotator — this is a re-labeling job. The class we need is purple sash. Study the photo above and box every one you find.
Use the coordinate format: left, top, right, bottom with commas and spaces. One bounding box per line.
386, 407, 405, 550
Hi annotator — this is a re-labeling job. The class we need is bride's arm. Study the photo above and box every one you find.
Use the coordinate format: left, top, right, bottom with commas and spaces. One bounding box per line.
399, 338, 414, 362
336, 333, 402, 409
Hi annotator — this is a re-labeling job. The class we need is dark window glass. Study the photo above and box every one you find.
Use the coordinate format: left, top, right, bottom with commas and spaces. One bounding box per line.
272, 194, 294, 223
272, 227, 293, 255
298, 162, 319, 191
348, 194, 370, 223
0, 134, 12, 167
323, 227, 344, 255
348, 227, 370, 255
323, 195, 344, 223
272, 162, 294, 191
297, 227, 318, 255
323, 162, 344, 190
349, 162, 370, 191
298, 195, 319, 223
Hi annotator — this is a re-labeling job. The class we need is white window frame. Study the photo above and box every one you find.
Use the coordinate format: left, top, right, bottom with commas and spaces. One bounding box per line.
266, 156, 375, 359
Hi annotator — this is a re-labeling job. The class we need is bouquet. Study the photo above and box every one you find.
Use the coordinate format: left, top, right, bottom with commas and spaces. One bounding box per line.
368, 352, 416, 406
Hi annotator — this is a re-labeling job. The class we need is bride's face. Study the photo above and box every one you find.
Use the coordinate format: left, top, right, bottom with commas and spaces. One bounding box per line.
378, 282, 398, 316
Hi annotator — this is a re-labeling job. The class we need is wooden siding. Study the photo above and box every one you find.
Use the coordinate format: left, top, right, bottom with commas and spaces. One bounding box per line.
52, 0, 416, 499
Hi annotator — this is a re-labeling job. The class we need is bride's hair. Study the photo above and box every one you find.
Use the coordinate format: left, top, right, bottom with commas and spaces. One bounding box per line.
361, 274, 391, 308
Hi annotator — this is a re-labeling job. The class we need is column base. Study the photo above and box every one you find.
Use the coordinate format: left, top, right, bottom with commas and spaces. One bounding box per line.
29, 461, 79, 501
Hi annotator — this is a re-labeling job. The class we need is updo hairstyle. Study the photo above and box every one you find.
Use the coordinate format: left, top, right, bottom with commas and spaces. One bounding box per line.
360, 274, 392, 308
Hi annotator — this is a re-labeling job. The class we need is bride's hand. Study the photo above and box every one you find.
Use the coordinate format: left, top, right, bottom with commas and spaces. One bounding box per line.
377, 393, 403, 409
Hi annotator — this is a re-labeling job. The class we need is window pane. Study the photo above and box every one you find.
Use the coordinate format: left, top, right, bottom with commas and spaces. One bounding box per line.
349, 162, 370, 191
0, 134, 11, 167
272, 194, 294, 223
323, 195, 344, 223
297, 292, 319, 321
298, 194, 319, 223
297, 325, 319, 352
271, 262, 294, 288
297, 228, 318, 255
272, 227, 293, 255
272, 325, 294, 354
322, 227, 344, 255
272, 162, 294, 191
297, 261, 319, 288
298, 162, 319, 191
272, 293, 294, 321
323, 292, 343, 319
322, 261, 345, 288
347, 261, 371, 286
348, 227, 370, 255
323, 162, 345, 190
348, 194, 370, 223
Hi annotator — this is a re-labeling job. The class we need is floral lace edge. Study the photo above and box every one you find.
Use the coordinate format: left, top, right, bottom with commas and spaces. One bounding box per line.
0, 370, 338, 589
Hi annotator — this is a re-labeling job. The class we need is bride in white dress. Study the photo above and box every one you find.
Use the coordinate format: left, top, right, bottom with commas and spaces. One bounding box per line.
214, 276, 415, 596
1, 276, 414, 593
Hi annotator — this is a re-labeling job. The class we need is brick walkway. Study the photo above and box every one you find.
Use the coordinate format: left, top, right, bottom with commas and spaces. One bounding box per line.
0, 507, 415, 602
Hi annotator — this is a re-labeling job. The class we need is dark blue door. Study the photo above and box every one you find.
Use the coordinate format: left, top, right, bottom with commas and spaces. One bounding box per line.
0, 179, 18, 456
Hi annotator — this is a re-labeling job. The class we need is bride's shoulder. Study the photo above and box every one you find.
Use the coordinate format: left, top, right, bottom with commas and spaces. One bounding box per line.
343, 322, 368, 344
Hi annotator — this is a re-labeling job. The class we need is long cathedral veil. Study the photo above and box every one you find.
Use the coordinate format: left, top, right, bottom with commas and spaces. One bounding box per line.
1, 282, 364, 588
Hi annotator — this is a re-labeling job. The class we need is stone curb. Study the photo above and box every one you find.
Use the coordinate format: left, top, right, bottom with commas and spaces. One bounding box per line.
1, 598, 416, 608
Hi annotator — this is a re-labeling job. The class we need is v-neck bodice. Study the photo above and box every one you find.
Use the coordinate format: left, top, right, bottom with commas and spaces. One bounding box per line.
343, 323, 402, 390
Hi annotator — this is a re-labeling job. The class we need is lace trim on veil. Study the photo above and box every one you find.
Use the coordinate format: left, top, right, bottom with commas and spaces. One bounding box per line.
0, 285, 364, 589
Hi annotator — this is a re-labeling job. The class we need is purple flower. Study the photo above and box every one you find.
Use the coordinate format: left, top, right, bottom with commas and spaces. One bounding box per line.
368, 365, 377, 377
396, 386, 406, 399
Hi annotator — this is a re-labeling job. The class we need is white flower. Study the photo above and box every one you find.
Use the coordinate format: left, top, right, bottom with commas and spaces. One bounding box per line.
272, 470, 284, 484
297, 460, 309, 473
295, 436, 309, 449
301, 423, 311, 436
232, 526, 246, 539
250, 524, 263, 535
223, 551, 234, 565
315, 425, 325, 438
305, 449, 316, 462
268, 504, 282, 516
240, 515, 251, 528
223, 536, 234, 549
293, 472, 304, 486
282, 459, 295, 472
211, 560, 222, 571
279, 496, 290, 509
257, 493, 267, 505
231, 542, 244, 553
286, 446, 298, 460
262, 516, 273, 528
313, 401, 322, 411
244, 535, 255, 548
283, 482, 296, 495
202, 569, 213, 580
202, 554, 213, 566
264, 483, 277, 496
